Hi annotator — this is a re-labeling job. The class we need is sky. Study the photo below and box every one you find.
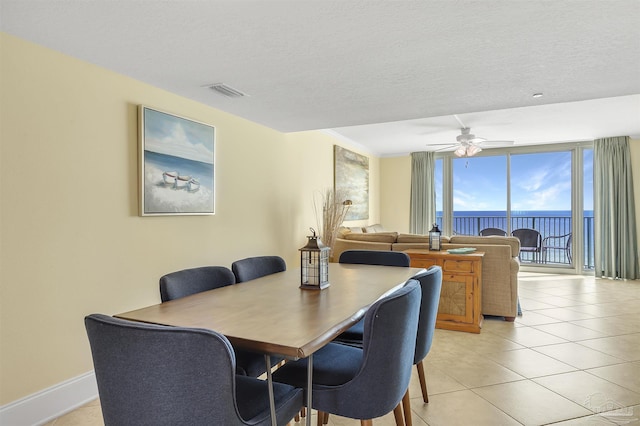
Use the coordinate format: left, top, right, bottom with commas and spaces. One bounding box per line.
435, 149, 593, 212
143, 107, 215, 164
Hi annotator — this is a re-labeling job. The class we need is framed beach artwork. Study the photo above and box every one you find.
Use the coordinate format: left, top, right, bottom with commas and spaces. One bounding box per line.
139, 106, 215, 216
334, 145, 369, 220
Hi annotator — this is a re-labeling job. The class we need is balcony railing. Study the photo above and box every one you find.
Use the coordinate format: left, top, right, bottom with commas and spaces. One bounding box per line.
435, 214, 594, 269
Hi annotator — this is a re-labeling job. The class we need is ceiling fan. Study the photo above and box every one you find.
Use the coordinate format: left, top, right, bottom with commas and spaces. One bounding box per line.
428, 115, 515, 157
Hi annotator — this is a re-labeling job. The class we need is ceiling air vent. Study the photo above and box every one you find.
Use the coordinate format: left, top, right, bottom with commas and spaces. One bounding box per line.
207, 83, 248, 98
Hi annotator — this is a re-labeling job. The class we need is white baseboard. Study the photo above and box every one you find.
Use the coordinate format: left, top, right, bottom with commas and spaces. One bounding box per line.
0, 371, 98, 426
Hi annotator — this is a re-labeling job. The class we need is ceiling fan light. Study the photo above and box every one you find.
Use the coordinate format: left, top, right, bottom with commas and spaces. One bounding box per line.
454, 145, 467, 157
467, 145, 482, 156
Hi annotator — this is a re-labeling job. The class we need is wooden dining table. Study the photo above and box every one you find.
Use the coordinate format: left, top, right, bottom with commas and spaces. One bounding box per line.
115, 263, 424, 426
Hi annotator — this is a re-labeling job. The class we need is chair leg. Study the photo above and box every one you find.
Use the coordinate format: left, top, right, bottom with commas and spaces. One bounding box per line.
416, 361, 429, 403
323, 412, 329, 424
402, 389, 413, 426
295, 413, 300, 422
317, 411, 324, 426
393, 403, 405, 426
361, 420, 374, 426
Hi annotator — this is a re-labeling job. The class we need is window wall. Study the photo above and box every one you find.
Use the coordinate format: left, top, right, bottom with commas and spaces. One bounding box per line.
435, 142, 593, 274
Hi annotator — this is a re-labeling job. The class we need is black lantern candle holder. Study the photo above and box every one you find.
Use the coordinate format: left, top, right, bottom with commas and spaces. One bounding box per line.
429, 223, 442, 251
299, 228, 330, 290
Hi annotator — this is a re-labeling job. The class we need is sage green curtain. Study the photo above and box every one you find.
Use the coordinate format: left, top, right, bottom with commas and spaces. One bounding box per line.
410, 151, 435, 234
594, 136, 639, 279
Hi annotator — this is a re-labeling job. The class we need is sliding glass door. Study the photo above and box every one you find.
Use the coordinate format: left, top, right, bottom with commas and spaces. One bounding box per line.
451, 156, 507, 236
510, 151, 572, 265
435, 142, 593, 273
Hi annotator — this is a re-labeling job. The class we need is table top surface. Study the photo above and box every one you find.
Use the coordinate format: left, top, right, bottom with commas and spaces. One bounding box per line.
115, 263, 423, 359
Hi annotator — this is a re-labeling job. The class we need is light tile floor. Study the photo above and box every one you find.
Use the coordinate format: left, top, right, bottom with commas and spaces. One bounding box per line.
46, 273, 640, 425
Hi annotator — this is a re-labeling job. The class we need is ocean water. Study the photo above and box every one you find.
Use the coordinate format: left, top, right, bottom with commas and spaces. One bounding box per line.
436, 210, 593, 235
435, 210, 595, 267
145, 150, 214, 189
442, 210, 594, 218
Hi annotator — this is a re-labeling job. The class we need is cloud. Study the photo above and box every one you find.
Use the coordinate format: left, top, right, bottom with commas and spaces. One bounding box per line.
143, 108, 214, 164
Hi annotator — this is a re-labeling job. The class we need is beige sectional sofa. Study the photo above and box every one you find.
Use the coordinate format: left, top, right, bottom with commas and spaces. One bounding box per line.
333, 226, 521, 319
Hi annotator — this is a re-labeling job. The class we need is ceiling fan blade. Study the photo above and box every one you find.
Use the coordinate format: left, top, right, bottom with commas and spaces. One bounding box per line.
434, 145, 457, 152
480, 140, 515, 145
469, 137, 487, 143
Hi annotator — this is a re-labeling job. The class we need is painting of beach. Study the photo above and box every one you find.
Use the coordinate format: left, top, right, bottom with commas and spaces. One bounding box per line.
139, 106, 215, 215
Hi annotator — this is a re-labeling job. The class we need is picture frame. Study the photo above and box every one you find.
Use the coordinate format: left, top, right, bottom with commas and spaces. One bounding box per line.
139, 106, 215, 216
334, 145, 369, 220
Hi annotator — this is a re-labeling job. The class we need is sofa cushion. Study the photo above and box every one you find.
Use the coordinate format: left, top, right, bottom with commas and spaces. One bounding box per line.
336, 227, 361, 239
343, 232, 398, 243
396, 234, 451, 244
363, 224, 384, 233
449, 235, 520, 256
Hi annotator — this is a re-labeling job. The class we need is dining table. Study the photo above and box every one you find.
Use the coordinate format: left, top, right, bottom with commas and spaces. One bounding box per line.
115, 263, 424, 426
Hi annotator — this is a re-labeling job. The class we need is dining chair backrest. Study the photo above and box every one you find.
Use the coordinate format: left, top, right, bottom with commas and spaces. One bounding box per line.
85, 314, 302, 426
338, 250, 411, 267
411, 266, 443, 364
159, 266, 236, 302
479, 227, 507, 237
158, 265, 282, 377
344, 280, 421, 418
231, 256, 286, 283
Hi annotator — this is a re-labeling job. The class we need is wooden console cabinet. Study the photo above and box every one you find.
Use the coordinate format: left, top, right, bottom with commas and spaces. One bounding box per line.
404, 249, 484, 333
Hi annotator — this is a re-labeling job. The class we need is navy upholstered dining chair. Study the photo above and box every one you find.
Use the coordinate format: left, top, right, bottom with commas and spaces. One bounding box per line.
400, 266, 443, 426
159, 266, 282, 377
85, 314, 303, 426
232, 255, 287, 283
334, 250, 410, 346
272, 281, 421, 426
338, 250, 411, 267
159, 265, 235, 302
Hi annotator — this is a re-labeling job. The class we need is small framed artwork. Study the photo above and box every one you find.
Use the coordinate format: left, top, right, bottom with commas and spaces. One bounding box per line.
139, 106, 215, 216
334, 145, 369, 220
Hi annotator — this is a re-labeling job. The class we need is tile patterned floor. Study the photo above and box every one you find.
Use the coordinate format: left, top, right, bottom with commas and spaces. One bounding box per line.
46, 273, 640, 425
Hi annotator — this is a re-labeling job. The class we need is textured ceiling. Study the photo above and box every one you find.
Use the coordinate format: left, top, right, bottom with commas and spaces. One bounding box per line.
2, 0, 639, 156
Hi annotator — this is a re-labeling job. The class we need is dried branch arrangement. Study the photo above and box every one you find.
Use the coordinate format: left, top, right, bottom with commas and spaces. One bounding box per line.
313, 189, 352, 253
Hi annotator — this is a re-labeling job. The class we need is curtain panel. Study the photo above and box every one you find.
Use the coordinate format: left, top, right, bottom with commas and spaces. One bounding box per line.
410, 151, 435, 234
593, 136, 639, 279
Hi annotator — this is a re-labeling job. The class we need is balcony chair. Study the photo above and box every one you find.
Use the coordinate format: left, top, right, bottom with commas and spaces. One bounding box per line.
335, 250, 410, 347
511, 228, 542, 263
159, 266, 282, 377
272, 281, 421, 426
542, 232, 572, 264
232, 255, 287, 283
479, 227, 507, 236
85, 314, 303, 426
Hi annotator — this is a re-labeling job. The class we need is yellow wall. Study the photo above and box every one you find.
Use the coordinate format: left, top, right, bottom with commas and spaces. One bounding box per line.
380, 156, 411, 233
0, 33, 378, 404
